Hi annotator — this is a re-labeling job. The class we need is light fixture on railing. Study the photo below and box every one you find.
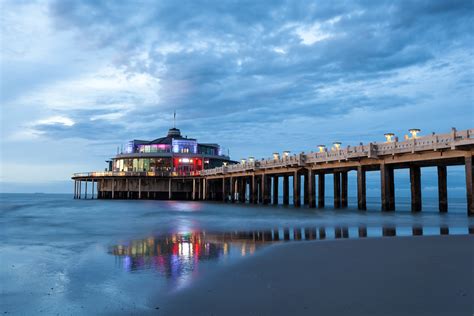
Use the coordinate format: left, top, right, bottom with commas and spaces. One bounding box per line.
332, 142, 341, 150
241, 159, 246, 164
409, 128, 421, 139
384, 133, 395, 143
223, 162, 228, 167
317, 145, 326, 153
248, 156, 255, 163
273, 152, 280, 160
283, 151, 290, 158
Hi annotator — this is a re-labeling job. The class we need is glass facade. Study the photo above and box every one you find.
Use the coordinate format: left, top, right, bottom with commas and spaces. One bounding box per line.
115, 158, 173, 172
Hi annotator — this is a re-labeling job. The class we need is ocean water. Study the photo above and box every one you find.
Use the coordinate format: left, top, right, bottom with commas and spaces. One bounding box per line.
0, 193, 472, 315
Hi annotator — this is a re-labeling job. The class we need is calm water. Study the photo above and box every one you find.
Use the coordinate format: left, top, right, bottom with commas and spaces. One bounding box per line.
1, 193, 472, 315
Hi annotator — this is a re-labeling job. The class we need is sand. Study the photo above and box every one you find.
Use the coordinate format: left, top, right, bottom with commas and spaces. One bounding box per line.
156, 236, 473, 316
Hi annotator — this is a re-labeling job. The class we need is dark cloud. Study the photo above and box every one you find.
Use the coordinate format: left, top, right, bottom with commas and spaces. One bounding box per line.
8, 0, 474, 158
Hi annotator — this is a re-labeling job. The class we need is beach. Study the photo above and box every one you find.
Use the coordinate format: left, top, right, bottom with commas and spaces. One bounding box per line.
159, 235, 473, 316
1, 194, 473, 315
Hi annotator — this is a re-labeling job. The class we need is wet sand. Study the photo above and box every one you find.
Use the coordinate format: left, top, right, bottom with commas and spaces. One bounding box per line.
159, 236, 473, 316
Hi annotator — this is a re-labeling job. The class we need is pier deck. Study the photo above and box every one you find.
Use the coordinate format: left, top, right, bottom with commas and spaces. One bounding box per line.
72, 128, 474, 215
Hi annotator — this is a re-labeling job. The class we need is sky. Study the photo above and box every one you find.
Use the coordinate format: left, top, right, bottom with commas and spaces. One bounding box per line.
0, 0, 473, 193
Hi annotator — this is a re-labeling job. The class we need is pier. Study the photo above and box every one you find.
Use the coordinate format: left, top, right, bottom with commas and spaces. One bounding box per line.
72, 128, 474, 215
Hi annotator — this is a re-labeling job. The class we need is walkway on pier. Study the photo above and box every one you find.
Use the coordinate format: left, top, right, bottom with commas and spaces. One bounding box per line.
200, 128, 474, 215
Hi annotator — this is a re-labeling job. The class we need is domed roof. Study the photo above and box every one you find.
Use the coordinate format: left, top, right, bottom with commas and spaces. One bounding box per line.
167, 127, 182, 137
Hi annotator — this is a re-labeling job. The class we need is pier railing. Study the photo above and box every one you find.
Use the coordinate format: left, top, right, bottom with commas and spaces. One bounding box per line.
72, 170, 202, 178
201, 128, 474, 175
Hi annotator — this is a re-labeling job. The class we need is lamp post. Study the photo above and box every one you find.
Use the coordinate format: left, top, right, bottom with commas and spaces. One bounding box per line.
273, 152, 280, 160
318, 145, 326, 153
409, 129, 421, 139
248, 157, 255, 163
283, 151, 290, 159
332, 142, 341, 151
384, 133, 395, 143
241, 159, 246, 164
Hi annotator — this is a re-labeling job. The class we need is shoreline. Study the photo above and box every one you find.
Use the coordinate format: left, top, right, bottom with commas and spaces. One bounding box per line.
156, 235, 473, 316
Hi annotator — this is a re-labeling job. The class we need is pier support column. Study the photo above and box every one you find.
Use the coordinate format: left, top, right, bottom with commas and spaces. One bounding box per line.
333, 172, 341, 208
250, 175, 256, 203
357, 166, 367, 210
85, 180, 88, 199
437, 166, 447, 213
230, 177, 235, 202
91, 180, 95, 199
262, 174, 270, 205
257, 176, 263, 204
318, 173, 325, 208
203, 179, 208, 200
111, 179, 114, 199
138, 178, 142, 199
240, 177, 247, 202
410, 165, 422, 212
341, 171, 348, 208
303, 170, 309, 205
381, 164, 395, 211
465, 155, 474, 216
293, 171, 301, 207
308, 169, 316, 208
73, 181, 77, 199
223, 177, 228, 202
388, 167, 395, 210
283, 175, 289, 205
272, 175, 279, 205
192, 178, 196, 200
168, 178, 172, 200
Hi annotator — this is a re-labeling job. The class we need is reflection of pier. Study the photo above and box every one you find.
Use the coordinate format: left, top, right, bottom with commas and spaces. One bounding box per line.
109, 226, 473, 277
201, 128, 474, 215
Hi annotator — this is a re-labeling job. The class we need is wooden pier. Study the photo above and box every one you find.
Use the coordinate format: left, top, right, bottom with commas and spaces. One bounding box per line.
72, 128, 474, 215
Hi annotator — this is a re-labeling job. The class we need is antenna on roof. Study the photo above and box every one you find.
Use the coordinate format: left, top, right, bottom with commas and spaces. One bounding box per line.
173, 110, 176, 128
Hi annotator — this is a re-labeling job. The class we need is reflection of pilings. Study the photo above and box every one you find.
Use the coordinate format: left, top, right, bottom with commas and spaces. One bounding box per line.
294, 228, 302, 240
335, 227, 342, 239
283, 228, 290, 240
273, 229, 280, 241
263, 231, 272, 241
358, 226, 367, 238
440, 226, 449, 235
469, 227, 474, 235
319, 227, 326, 239
383, 227, 396, 237
304, 227, 317, 240
342, 227, 349, 238
412, 226, 423, 236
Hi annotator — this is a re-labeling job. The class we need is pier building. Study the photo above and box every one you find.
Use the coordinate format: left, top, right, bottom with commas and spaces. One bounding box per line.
72, 127, 474, 215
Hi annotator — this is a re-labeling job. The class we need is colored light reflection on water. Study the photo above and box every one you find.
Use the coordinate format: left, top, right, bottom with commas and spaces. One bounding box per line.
109, 225, 474, 282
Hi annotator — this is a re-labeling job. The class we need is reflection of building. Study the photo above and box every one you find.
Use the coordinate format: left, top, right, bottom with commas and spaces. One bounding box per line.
108, 226, 460, 280
113, 127, 231, 176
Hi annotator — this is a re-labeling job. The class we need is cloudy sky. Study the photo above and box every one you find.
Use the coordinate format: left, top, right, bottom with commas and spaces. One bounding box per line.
0, 0, 473, 193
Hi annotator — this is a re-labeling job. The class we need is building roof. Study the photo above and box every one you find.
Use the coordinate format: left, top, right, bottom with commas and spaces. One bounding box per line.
132, 128, 198, 145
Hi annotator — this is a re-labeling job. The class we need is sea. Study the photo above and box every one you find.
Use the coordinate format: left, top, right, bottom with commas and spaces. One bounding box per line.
1, 193, 472, 314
